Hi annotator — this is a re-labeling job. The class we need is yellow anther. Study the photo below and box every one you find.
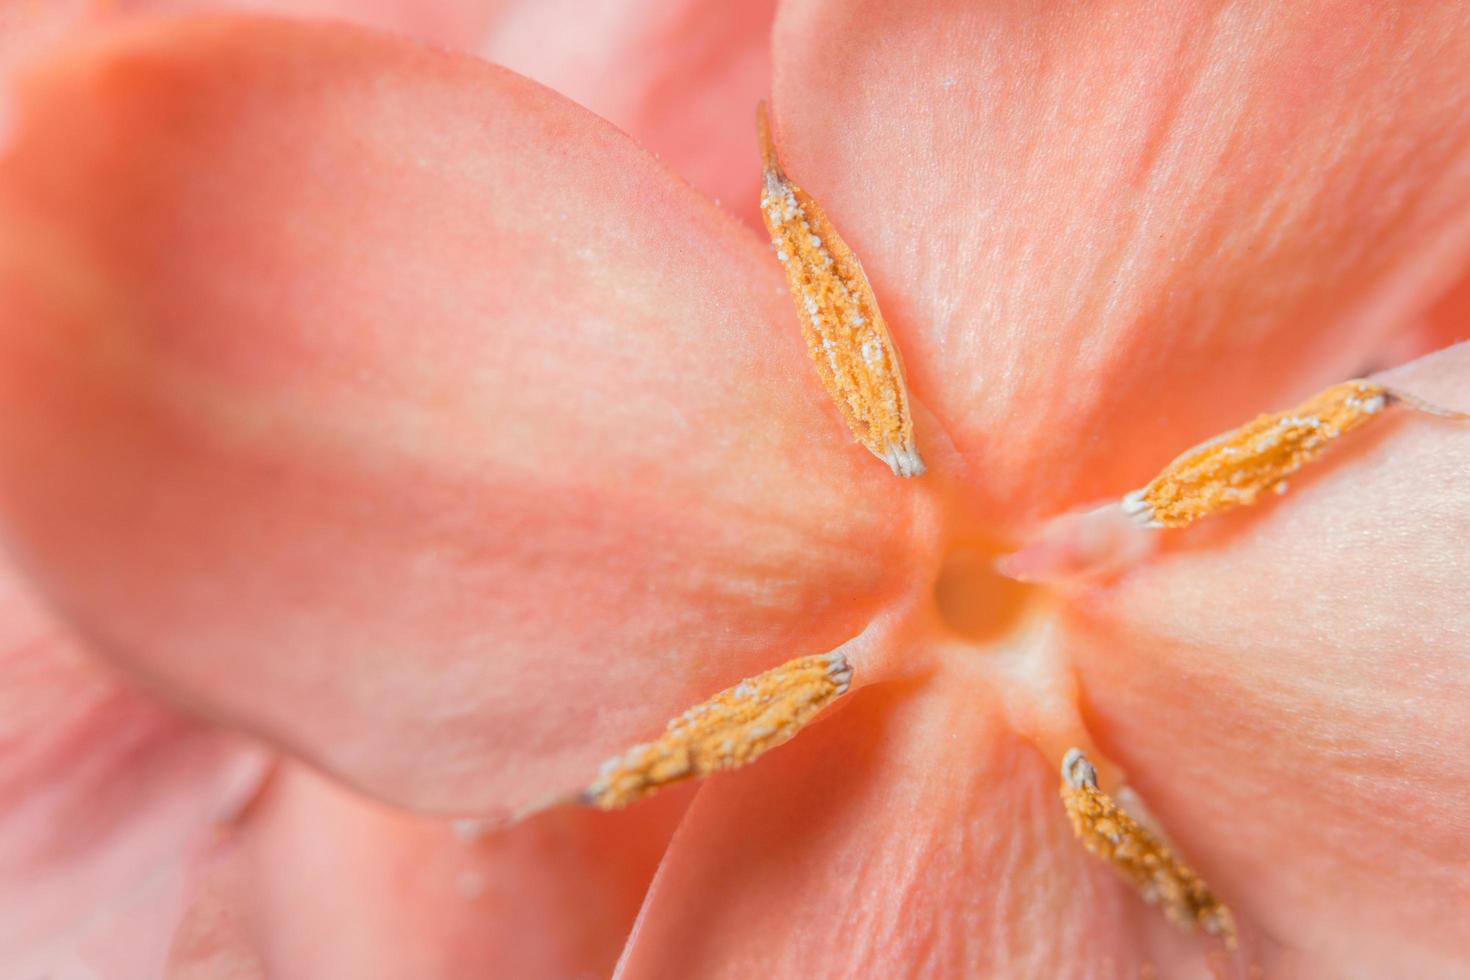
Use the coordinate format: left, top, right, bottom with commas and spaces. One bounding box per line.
582, 651, 853, 810
1061, 750, 1236, 948
757, 102, 924, 478
1124, 380, 1466, 528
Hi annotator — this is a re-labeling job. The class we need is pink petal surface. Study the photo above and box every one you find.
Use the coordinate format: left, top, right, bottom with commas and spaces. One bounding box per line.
618, 676, 1266, 980
0, 16, 937, 817
482, 0, 777, 230
0, 558, 266, 978
1064, 342, 1470, 976
114, 0, 777, 230
117, 0, 498, 49
0, 0, 94, 72
771, 0, 1470, 525
166, 765, 689, 980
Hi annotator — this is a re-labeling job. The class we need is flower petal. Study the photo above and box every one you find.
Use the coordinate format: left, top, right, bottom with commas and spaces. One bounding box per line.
482, 0, 778, 231
0, 16, 934, 816
0, 559, 266, 978
1064, 343, 1470, 974
0, 0, 94, 73
113, 0, 777, 230
118, 0, 497, 49
771, 1, 1470, 523
617, 677, 1258, 980
165, 765, 689, 979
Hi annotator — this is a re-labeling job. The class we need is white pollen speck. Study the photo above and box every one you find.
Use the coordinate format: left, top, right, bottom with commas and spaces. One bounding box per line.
1361, 394, 1386, 414
776, 250, 789, 263
860, 338, 883, 367
810, 235, 822, 248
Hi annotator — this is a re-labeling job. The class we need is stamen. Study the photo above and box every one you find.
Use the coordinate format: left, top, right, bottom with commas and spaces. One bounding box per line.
1060, 749, 1237, 948
1124, 380, 1467, 528
582, 651, 853, 810
756, 102, 924, 478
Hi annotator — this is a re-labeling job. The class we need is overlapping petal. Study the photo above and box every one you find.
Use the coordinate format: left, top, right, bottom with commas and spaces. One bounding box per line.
1063, 343, 1470, 976
772, 0, 1470, 525
482, 0, 778, 230
166, 765, 689, 979
0, 16, 935, 816
117, 0, 496, 48
110, 0, 778, 231
618, 675, 1255, 980
0, 559, 266, 978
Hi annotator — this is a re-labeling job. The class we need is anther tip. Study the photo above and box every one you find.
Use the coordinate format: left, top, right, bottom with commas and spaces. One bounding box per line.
1062, 748, 1099, 790
880, 443, 927, 478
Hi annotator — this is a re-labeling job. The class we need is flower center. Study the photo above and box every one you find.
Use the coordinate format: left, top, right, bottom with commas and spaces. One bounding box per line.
931, 539, 1034, 643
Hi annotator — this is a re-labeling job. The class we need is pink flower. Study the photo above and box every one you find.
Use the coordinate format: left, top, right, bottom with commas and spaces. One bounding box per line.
1, 2, 1468, 977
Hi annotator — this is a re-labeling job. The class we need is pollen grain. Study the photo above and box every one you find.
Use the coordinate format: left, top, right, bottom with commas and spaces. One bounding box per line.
757, 102, 924, 478
1061, 749, 1236, 948
582, 651, 853, 810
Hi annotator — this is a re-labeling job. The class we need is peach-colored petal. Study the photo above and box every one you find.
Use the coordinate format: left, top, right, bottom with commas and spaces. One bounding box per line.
618, 677, 1269, 980
117, 0, 498, 50
772, 1, 1470, 525
0, 16, 936, 817
1065, 343, 1470, 975
111, 0, 777, 230
0, 559, 267, 978
1, 0, 95, 72
482, 0, 777, 231
166, 765, 689, 980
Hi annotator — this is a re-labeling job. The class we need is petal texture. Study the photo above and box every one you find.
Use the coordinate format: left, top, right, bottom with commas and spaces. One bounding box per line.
1065, 343, 1470, 976
772, 0, 1470, 523
483, 0, 777, 231
165, 765, 689, 980
0, 559, 266, 979
0, 16, 933, 816
618, 676, 1242, 980
119, 0, 498, 49
115, 0, 777, 229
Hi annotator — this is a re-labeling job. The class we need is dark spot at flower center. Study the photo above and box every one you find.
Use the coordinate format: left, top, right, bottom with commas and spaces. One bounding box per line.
932, 541, 1032, 642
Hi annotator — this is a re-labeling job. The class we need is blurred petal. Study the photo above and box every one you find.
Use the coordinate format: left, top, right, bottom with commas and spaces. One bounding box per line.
117, 0, 498, 49
0, 16, 935, 816
0, 559, 266, 978
0, 0, 94, 72
166, 765, 689, 980
483, 0, 777, 230
771, 0, 1470, 523
1065, 342, 1470, 975
618, 677, 1250, 980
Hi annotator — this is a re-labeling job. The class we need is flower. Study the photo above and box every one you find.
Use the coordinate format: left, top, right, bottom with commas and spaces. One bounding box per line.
2, 2, 1469, 978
